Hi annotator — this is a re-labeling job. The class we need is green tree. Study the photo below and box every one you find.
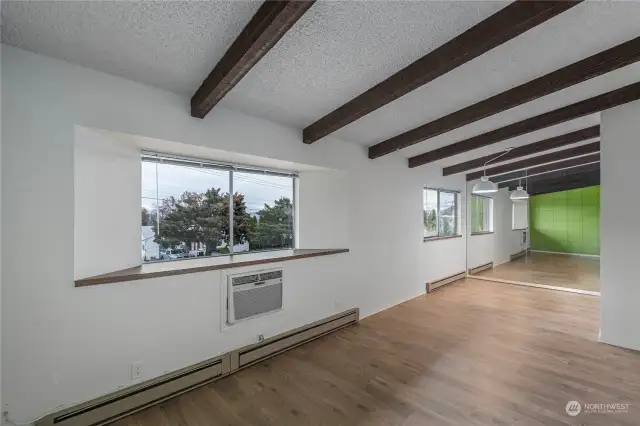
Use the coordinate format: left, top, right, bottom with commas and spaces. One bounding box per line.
141, 207, 150, 226
250, 197, 294, 250
153, 188, 251, 255
424, 209, 437, 235
441, 217, 453, 236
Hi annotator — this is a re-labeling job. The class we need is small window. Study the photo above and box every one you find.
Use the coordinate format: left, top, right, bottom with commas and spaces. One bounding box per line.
471, 195, 494, 234
512, 201, 529, 230
423, 188, 460, 240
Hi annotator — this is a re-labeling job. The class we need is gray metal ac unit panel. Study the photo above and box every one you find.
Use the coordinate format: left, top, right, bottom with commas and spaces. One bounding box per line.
234, 282, 283, 320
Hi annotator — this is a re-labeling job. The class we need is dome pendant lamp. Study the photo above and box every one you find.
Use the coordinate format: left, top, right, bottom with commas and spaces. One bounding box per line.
510, 171, 529, 201
472, 148, 513, 195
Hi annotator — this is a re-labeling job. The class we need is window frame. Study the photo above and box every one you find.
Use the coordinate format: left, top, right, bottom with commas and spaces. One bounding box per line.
423, 187, 462, 242
141, 151, 298, 263
512, 200, 529, 231
470, 194, 494, 235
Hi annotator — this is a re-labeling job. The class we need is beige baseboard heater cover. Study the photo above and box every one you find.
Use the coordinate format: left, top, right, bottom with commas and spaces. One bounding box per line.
468, 261, 493, 275
36, 308, 359, 426
426, 271, 466, 292
510, 249, 529, 261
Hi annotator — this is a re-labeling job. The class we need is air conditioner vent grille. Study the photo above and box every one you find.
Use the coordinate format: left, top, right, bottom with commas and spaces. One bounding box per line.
260, 270, 283, 281
234, 283, 283, 320
232, 274, 260, 286
228, 268, 283, 324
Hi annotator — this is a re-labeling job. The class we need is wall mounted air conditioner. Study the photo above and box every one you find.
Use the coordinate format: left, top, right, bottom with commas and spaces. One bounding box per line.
227, 268, 283, 324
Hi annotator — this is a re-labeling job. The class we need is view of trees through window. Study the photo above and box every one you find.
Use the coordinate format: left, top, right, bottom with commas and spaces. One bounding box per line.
423, 188, 459, 239
141, 156, 294, 262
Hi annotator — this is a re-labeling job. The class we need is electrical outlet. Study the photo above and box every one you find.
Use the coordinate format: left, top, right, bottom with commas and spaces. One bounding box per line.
130, 361, 143, 381
258, 334, 265, 343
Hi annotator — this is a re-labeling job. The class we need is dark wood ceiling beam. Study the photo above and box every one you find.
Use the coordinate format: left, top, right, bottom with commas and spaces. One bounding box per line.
411, 82, 640, 168
442, 126, 598, 176
371, 36, 640, 159
191, 1, 315, 119
466, 142, 600, 181
498, 162, 600, 188
302, 1, 581, 144
515, 169, 600, 196
491, 153, 600, 184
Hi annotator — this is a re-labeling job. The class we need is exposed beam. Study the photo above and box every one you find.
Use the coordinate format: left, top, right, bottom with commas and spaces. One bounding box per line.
191, 1, 315, 119
521, 169, 600, 196
498, 162, 600, 188
371, 36, 640, 159
302, 1, 581, 144
442, 126, 598, 176
466, 142, 599, 181
491, 153, 600, 184
410, 82, 640, 168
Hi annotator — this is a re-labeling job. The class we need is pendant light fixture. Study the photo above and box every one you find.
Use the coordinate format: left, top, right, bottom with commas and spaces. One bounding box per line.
472, 175, 498, 194
510, 170, 530, 201
472, 148, 513, 195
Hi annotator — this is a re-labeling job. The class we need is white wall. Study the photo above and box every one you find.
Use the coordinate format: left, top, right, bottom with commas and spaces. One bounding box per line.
297, 171, 349, 249
600, 99, 640, 351
74, 127, 141, 279
1, 46, 468, 421
0, 37, 3, 423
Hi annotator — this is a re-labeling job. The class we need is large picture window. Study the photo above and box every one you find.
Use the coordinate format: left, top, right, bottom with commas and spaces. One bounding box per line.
141, 153, 295, 263
423, 188, 460, 240
471, 195, 494, 234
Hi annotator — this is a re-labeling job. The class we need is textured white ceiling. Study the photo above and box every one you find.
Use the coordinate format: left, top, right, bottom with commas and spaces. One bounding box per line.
1, 0, 262, 95
222, 0, 507, 127
1, 0, 638, 171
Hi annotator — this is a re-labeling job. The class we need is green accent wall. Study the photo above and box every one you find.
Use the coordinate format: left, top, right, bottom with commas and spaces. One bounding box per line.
530, 185, 600, 255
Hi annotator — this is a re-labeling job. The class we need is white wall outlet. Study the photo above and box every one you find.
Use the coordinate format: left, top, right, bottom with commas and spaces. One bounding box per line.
130, 361, 143, 381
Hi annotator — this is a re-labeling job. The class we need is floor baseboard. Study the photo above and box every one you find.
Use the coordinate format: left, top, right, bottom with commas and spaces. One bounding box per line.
469, 275, 600, 296
530, 250, 599, 258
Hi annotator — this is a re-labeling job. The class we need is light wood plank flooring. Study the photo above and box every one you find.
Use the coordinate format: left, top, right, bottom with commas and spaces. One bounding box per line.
474, 251, 600, 293
112, 279, 638, 426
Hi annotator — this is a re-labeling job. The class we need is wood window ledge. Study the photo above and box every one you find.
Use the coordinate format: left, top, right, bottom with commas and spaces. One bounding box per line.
424, 235, 463, 242
471, 231, 495, 236
75, 249, 349, 287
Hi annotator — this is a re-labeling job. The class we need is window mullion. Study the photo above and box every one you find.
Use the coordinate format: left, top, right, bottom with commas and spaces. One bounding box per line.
229, 170, 234, 255
436, 190, 441, 237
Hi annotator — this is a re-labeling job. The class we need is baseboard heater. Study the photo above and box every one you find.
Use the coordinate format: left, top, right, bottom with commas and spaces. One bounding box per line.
36, 355, 230, 426
510, 249, 529, 261
36, 308, 358, 426
426, 271, 466, 292
230, 308, 359, 370
468, 261, 493, 275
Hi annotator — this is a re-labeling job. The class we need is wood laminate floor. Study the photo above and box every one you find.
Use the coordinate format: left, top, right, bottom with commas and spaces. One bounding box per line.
474, 252, 600, 293
112, 279, 638, 426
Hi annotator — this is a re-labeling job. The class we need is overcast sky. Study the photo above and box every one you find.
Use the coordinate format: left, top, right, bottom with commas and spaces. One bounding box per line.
141, 162, 293, 215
